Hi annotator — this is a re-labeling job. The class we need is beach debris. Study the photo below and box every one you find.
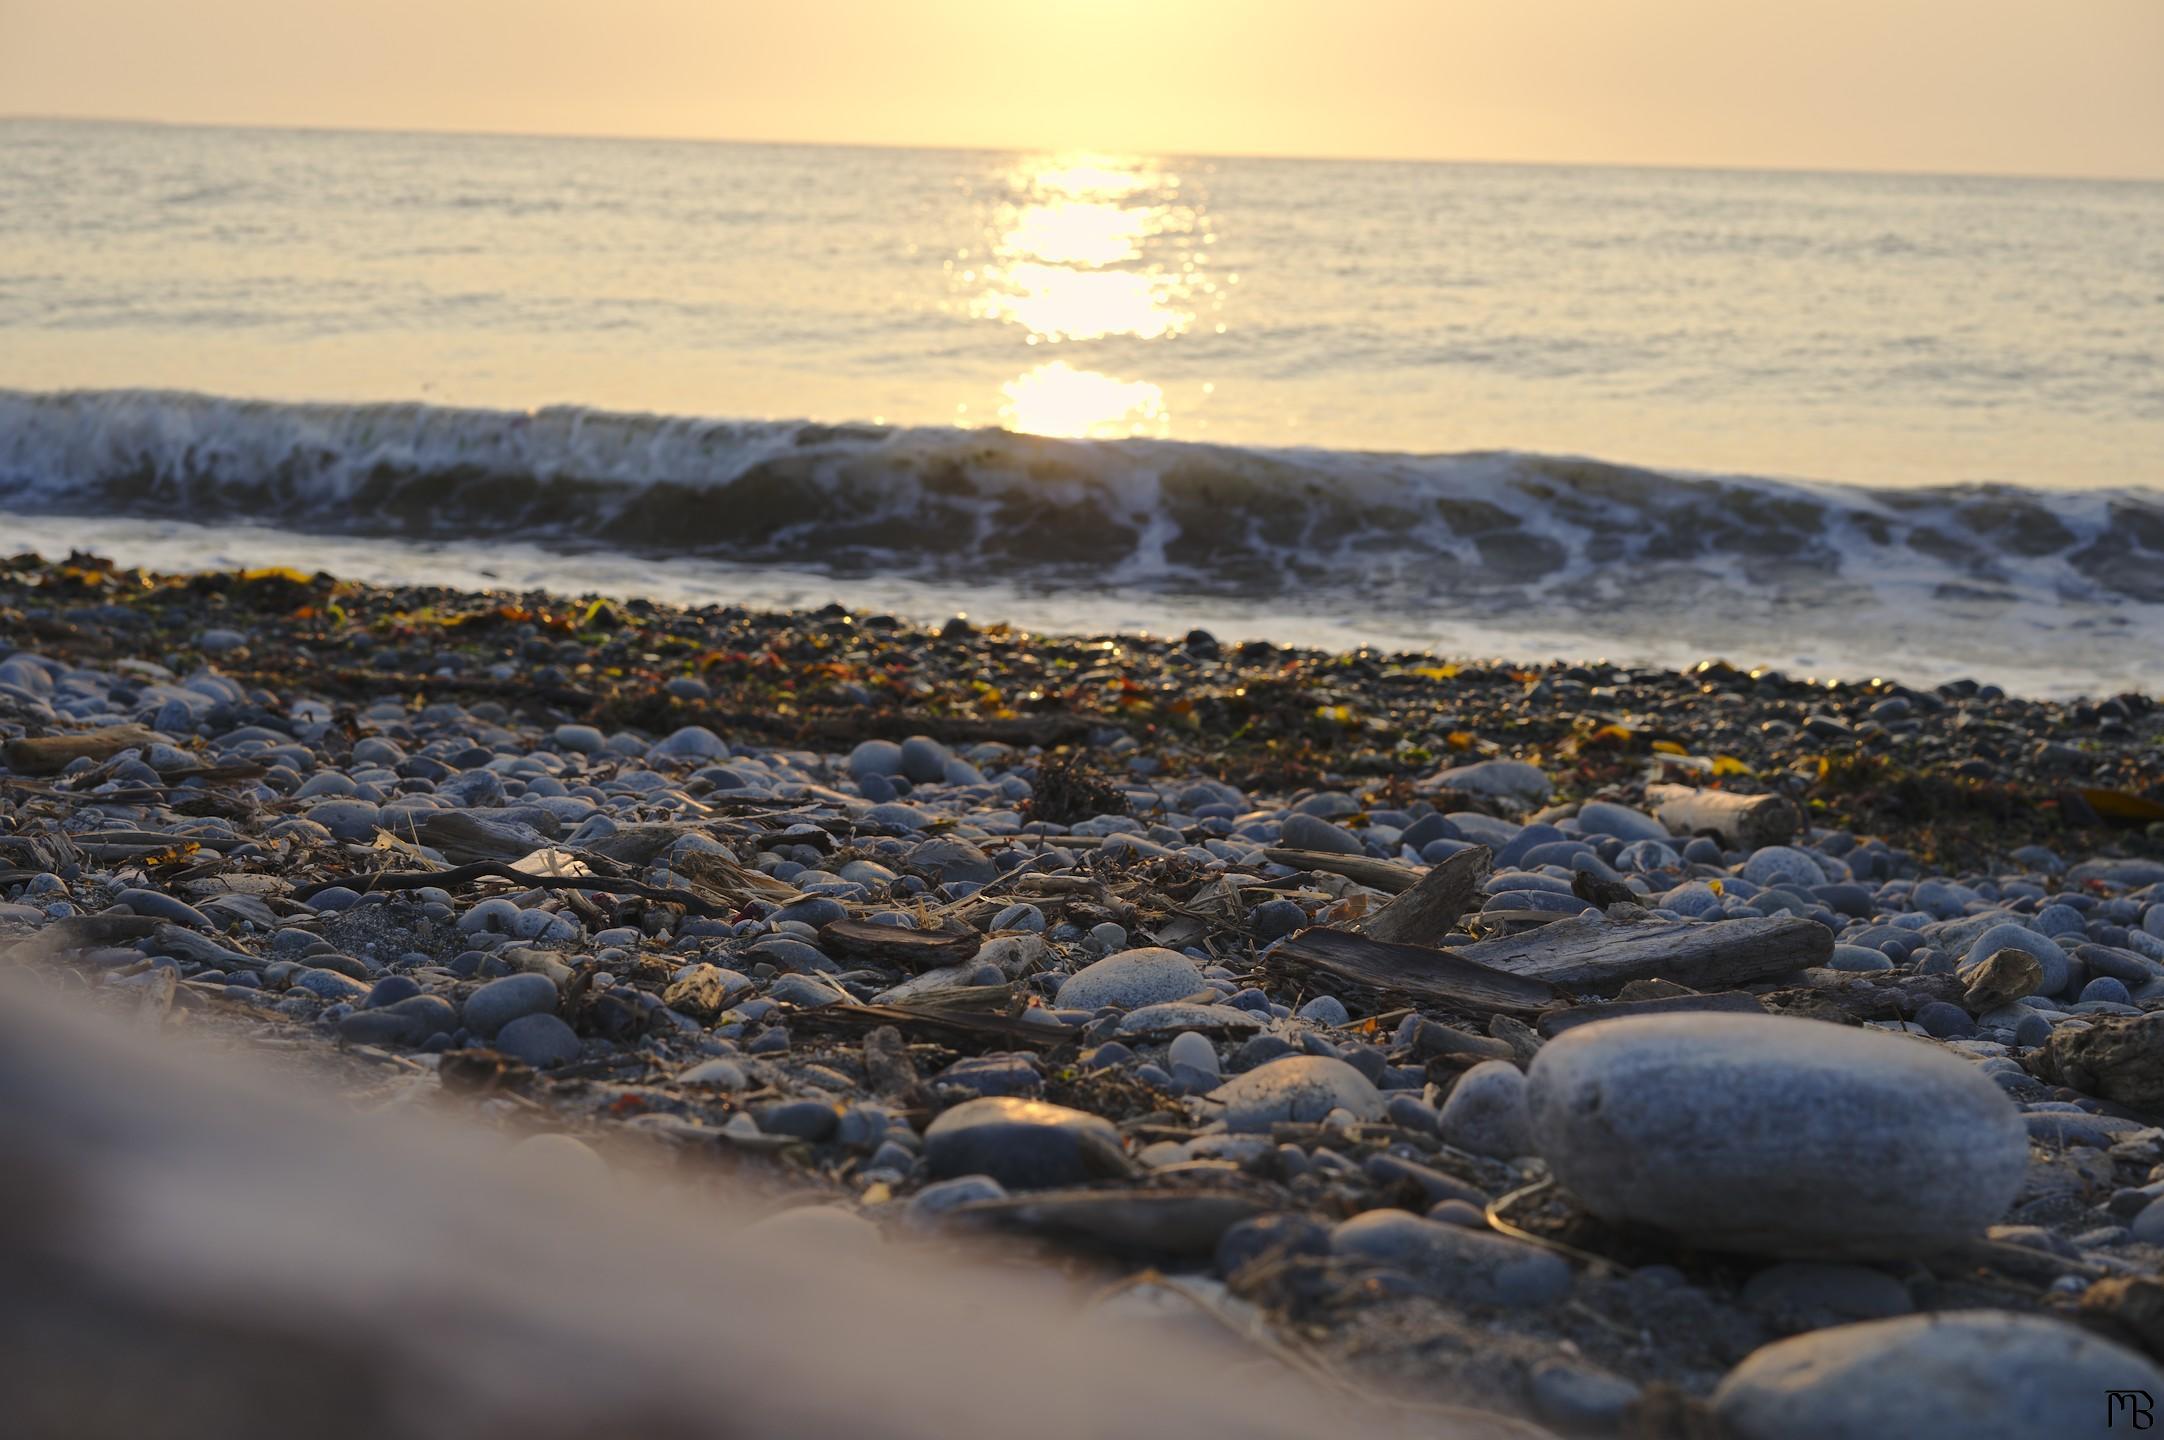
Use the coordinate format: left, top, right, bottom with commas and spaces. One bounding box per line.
1644, 782, 1800, 849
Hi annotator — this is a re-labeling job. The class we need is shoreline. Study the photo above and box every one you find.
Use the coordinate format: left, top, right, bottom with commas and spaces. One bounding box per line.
5, 548, 2164, 1428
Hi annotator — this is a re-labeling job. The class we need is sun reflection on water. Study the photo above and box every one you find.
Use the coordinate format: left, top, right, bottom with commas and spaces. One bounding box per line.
999, 361, 1167, 439
962, 152, 1216, 437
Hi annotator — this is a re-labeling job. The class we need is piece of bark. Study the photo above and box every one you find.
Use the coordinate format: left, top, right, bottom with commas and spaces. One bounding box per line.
1963, 948, 2043, 1012
2081, 1275, 2164, 1363
2, 724, 163, 775
1268, 928, 1556, 1015
1261, 849, 1421, 895
819, 918, 982, 971
1569, 870, 1638, 910
1398, 1018, 1517, 1066
861, 1024, 928, 1106
1486, 1015, 1543, 1065
1453, 914, 1831, 994
1645, 783, 1799, 849
2033, 1013, 2164, 1116
1756, 972, 1968, 1027
1356, 846, 1490, 945
1537, 990, 1768, 1038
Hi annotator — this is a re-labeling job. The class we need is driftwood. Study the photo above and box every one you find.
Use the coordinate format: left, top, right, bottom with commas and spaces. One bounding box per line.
818, 918, 982, 971
1536, 990, 1768, 1038
1262, 849, 1421, 894
1454, 914, 1831, 993
2, 723, 164, 775
1269, 928, 1556, 1016
1645, 783, 1799, 849
1757, 976, 1967, 1028
787, 1001, 1078, 1050
1357, 847, 1490, 945
290, 861, 741, 917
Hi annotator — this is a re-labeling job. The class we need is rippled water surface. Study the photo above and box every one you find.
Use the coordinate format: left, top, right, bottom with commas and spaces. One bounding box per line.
5, 118, 2160, 485
3, 119, 2161, 693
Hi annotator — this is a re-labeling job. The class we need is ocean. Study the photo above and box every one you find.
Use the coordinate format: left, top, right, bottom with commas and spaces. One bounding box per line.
2, 117, 2160, 693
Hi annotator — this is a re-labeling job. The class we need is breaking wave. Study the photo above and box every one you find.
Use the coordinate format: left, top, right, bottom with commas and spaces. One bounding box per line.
2, 386, 2161, 695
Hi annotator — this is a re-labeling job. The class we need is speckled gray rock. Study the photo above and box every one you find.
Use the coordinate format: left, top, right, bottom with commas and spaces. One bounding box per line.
1116, 1002, 1264, 1035
306, 799, 382, 842
1526, 1014, 2028, 1258
1739, 846, 1825, 888
922, 1097, 1133, 1190
1437, 1060, 1532, 1158
1712, 1312, 2164, 1440
1056, 947, 1207, 1011
1330, 1209, 1572, 1307
462, 972, 559, 1038
1210, 1055, 1385, 1132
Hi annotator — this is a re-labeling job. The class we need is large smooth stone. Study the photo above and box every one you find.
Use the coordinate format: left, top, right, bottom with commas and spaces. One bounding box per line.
907, 836, 998, 885
1429, 760, 1552, 804
462, 972, 560, 1038
1330, 1210, 1572, 1307
922, 1097, 1133, 1190
1055, 947, 1207, 1011
1712, 1312, 2164, 1440
1574, 802, 1668, 843
1525, 1014, 2027, 1258
1280, 812, 1363, 855
1209, 1056, 1385, 1132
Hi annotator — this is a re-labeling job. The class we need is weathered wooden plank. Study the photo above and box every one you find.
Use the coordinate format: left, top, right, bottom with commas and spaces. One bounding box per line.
819, 917, 982, 970
1357, 846, 1490, 945
1261, 848, 1422, 894
1454, 914, 1830, 993
1269, 928, 1557, 1015
2, 723, 163, 775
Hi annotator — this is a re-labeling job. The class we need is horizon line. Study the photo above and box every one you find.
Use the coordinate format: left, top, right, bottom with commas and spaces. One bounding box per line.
7, 110, 2162, 187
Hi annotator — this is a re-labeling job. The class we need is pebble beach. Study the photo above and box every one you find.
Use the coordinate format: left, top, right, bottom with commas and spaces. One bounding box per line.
5, 548, 2164, 1435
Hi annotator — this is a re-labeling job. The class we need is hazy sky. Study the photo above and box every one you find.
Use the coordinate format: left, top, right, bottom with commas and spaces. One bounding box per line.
5, 0, 2161, 178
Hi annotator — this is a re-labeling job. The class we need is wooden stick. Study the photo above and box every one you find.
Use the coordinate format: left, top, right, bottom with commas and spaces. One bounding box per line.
289, 861, 740, 917
1261, 848, 1422, 894
1269, 928, 1556, 1015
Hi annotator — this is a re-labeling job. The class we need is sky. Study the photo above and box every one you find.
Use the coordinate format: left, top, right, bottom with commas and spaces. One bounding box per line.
3, 0, 2161, 179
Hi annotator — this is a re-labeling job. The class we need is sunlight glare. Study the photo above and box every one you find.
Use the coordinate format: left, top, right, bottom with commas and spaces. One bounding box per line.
1000, 360, 1166, 438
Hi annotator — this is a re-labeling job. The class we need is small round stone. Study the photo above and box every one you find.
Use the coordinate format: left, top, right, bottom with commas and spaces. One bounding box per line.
1437, 1060, 1532, 1158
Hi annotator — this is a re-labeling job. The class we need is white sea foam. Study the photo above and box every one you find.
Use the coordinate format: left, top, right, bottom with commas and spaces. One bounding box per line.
2, 387, 2159, 695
